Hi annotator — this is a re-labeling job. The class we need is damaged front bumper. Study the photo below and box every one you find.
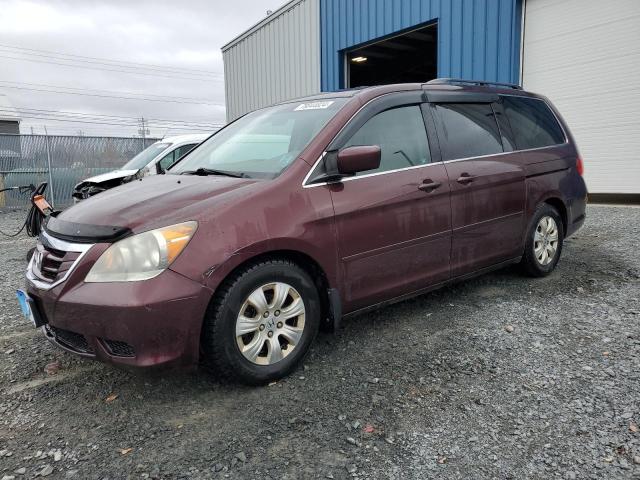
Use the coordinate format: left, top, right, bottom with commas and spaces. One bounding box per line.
72, 169, 143, 201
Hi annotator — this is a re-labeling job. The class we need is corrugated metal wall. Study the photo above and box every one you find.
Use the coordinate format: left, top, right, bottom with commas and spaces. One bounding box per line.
522, 0, 640, 194
222, 0, 321, 121
320, 0, 522, 91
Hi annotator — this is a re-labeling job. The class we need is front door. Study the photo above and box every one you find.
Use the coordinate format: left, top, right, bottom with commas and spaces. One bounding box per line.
327, 103, 452, 311
430, 101, 525, 277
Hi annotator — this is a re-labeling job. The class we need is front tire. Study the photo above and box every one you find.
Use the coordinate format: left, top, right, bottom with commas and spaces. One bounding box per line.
201, 259, 320, 385
520, 203, 564, 277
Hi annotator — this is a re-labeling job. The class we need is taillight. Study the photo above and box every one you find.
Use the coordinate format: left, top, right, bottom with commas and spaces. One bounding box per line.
576, 157, 584, 176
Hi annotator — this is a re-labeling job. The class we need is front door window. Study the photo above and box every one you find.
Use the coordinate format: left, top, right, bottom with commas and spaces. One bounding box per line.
343, 105, 432, 175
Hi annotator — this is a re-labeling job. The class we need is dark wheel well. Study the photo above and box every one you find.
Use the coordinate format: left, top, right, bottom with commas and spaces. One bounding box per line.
206, 250, 332, 333
544, 198, 567, 238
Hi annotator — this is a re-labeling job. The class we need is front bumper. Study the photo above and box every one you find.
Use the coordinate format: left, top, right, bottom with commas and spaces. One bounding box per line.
26, 238, 212, 368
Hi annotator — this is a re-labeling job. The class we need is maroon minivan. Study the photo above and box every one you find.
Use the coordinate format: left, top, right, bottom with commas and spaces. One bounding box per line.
20, 79, 587, 384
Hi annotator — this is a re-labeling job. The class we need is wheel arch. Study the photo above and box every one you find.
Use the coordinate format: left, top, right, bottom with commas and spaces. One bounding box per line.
541, 196, 568, 237
204, 248, 339, 336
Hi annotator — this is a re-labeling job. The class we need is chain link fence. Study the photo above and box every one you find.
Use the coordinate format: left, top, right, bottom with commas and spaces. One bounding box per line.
0, 134, 158, 208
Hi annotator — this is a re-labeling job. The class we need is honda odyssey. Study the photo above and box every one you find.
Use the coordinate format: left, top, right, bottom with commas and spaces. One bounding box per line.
19, 79, 587, 384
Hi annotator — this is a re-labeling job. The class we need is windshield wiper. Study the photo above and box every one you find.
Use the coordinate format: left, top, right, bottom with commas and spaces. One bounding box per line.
179, 167, 248, 178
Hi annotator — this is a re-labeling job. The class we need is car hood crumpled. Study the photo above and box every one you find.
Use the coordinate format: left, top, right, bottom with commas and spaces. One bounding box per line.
79, 169, 140, 185
55, 174, 262, 235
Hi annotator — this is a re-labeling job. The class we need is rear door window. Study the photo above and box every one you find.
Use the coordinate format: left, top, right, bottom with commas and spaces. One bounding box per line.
433, 103, 503, 161
343, 105, 431, 175
502, 96, 565, 150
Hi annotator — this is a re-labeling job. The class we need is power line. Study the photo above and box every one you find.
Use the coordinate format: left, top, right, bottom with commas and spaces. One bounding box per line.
0, 80, 223, 106
0, 50, 222, 79
0, 82, 225, 106
0, 55, 223, 82
0, 80, 220, 104
15, 124, 205, 137
0, 113, 221, 131
0, 43, 222, 76
0, 111, 219, 132
0, 106, 224, 128
18, 117, 216, 132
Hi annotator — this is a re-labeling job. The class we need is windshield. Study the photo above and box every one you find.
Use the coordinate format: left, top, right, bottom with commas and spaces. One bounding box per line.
171, 98, 348, 178
121, 142, 171, 170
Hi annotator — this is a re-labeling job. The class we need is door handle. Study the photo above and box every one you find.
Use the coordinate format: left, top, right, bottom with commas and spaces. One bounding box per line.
418, 179, 442, 193
457, 173, 475, 185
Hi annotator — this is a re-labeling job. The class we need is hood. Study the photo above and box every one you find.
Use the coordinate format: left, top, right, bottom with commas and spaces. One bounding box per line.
51, 174, 262, 239
81, 169, 140, 184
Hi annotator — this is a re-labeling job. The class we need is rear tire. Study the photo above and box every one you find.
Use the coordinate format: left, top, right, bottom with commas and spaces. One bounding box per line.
520, 203, 564, 277
201, 259, 320, 385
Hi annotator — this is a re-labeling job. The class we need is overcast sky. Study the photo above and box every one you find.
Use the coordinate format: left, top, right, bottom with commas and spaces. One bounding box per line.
0, 0, 280, 137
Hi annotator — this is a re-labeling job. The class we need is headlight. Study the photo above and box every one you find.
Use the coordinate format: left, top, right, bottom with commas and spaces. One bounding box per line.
85, 221, 197, 282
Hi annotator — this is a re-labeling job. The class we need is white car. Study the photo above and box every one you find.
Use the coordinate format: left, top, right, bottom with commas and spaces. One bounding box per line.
72, 134, 208, 201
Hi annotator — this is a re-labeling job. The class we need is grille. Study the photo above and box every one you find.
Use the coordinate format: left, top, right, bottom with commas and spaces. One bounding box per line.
102, 339, 135, 357
47, 325, 93, 354
39, 246, 65, 281
32, 243, 82, 284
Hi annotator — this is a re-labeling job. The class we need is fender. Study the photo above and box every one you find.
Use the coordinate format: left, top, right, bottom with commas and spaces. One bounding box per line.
199, 236, 340, 294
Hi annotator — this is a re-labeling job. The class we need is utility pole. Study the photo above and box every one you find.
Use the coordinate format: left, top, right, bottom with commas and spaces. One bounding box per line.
138, 117, 149, 148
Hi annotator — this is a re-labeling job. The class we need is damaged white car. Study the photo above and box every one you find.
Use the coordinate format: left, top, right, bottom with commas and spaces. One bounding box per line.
72, 134, 207, 201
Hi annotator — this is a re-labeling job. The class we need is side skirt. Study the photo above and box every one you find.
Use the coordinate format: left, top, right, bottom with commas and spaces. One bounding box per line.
341, 256, 522, 321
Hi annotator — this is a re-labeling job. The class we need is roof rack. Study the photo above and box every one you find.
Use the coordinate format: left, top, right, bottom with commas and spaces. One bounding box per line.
426, 78, 523, 90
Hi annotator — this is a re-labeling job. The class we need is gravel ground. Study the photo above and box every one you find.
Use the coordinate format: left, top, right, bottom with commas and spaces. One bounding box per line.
0, 205, 639, 480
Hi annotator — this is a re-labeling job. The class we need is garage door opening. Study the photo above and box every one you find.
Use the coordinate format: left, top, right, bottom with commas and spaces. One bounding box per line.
345, 22, 438, 88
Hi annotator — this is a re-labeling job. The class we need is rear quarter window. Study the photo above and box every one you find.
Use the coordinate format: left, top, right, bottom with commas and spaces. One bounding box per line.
502, 96, 565, 150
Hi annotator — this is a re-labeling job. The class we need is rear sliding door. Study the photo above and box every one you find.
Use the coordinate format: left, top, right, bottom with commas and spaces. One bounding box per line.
429, 100, 525, 277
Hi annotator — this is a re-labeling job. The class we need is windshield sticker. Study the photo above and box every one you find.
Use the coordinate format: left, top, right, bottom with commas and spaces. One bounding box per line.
294, 101, 334, 111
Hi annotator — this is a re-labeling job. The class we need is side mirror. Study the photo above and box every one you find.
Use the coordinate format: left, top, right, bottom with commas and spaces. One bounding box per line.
336, 145, 381, 175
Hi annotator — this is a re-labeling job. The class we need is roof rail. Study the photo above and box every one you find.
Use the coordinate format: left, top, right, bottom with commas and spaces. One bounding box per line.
426, 78, 523, 90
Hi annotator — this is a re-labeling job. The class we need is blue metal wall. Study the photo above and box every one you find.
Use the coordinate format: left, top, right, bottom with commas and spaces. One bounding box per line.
320, 0, 522, 91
